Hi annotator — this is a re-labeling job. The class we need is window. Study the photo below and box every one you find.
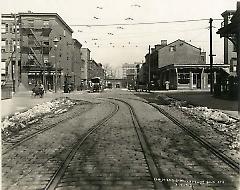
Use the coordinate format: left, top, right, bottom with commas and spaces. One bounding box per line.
9, 40, 13, 52
1, 24, 6, 33
28, 20, 34, 27
43, 55, 49, 63
233, 45, 237, 52
169, 45, 176, 52
63, 29, 66, 37
5, 39, 8, 46
1, 49, 5, 53
9, 25, 13, 33
28, 34, 34, 45
5, 24, 8, 32
178, 73, 190, 84
43, 41, 49, 46
43, 20, 49, 27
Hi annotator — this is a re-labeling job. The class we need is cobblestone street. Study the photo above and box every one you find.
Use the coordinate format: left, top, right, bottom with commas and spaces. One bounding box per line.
1, 89, 239, 190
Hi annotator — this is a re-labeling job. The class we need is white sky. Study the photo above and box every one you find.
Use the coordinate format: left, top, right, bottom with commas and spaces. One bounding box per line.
1, 0, 238, 68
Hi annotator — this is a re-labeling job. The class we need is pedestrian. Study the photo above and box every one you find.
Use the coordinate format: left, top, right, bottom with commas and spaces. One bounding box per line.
39, 82, 44, 98
165, 81, 170, 91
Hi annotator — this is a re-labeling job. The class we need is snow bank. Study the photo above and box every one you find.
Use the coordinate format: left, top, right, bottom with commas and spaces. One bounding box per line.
1, 97, 76, 137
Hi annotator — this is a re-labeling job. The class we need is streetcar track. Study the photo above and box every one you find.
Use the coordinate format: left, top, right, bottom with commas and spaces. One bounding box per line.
44, 101, 119, 190
108, 98, 167, 190
2, 100, 94, 155
124, 97, 240, 174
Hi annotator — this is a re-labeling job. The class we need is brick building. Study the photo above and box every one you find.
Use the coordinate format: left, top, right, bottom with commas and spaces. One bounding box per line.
88, 60, 104, 82
80, 48, 90, 87
1, 13, 21, 94
71, 39, 83, 90
139, 39, 229, 90
19, 12, 74, 91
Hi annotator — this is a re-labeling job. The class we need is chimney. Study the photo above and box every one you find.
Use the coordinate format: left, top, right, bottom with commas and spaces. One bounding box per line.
151, 48, 155, 53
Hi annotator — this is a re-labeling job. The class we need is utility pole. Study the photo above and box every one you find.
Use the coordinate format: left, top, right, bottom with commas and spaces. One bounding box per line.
148, 45, 151, 92
209, 18, 214, 94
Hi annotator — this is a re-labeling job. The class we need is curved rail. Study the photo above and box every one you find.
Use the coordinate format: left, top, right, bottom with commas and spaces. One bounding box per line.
108, 98, 167, 190
149, 102, 240, 173
2, 100, 94, 155
123, 97, 239, 173
44, 101, 119, 190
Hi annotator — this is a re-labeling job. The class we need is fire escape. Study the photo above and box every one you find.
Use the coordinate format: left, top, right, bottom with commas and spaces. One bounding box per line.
21, 24, 52, 86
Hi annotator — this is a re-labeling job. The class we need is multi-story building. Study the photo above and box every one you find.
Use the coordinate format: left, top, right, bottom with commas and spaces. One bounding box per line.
220, 10, 238, 75
1, 13, 21, 94
1, 12, 76, 91
19, 12, 74, 91
88, 60, 104, 82
71, 39, 83, 90
217, 2, 240, 100
1, 12, 105, 94
122, 63, 138, 79
80, 48, 90, 86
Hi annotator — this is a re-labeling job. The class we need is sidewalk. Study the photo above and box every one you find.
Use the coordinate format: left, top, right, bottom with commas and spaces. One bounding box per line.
1, 90, 87, 119
156, 90, 239, 119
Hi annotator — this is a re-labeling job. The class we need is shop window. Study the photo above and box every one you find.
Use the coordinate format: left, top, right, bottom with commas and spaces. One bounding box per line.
178, 73, 190, 84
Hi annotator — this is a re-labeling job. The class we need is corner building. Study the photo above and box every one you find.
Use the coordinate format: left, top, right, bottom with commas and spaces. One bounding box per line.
19, 12, 74, 90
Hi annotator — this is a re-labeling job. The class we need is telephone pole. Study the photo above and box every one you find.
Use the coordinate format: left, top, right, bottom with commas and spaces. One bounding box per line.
209, 18, 214, 94
148, 45, 151, 92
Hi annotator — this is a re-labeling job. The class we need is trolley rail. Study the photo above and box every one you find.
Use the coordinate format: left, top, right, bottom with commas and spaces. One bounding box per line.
124, 97, 240, 173
150, 102, 240, 173
2, 99, 94, 155
108, 98, 167, 189
44, 101, 119, 190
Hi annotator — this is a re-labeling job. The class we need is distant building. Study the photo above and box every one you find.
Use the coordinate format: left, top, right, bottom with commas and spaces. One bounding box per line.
88, 60, 104, 82
139, 39, 228, 90
81, 48, 90, 85
122, 63, 138, 79
71, 39, 83, 90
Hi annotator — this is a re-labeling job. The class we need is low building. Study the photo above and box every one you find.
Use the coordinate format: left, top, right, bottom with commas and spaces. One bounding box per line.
139, 39, 230, 90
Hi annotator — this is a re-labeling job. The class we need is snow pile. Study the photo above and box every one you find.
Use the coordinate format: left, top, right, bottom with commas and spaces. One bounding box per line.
180, 106, 237, 124
179, 105, 239, 151
1, 98, 76, 137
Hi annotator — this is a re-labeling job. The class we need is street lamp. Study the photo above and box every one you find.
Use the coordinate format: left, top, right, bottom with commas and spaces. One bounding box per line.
53, 37, 59, 93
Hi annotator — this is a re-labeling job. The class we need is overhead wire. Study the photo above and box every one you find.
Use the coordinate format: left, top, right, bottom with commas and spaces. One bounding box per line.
70, 18, 223, 27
